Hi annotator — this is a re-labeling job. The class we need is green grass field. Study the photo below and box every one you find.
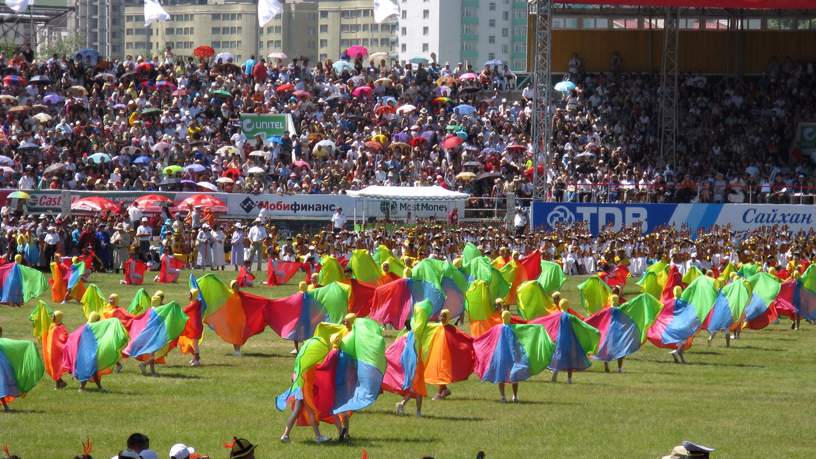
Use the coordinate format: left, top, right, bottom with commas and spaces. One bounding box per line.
1, 270, 815, 458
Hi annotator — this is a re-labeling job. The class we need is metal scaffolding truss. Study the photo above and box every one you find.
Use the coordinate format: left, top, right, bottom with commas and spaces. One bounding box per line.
658, 7, 679, 166
530, 0, 552, 206
0, 5, 72, 48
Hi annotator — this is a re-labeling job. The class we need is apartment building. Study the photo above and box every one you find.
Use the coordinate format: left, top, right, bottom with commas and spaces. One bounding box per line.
317, 0, 398, 62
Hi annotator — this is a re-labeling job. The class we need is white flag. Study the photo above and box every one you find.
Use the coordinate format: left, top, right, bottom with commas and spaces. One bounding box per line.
373, 0, 398, 24
5, 0, 32, 13
144, 0, 170, 27
258, 0, 282, 28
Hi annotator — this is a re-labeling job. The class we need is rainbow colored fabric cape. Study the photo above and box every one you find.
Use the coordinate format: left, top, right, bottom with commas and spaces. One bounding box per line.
537, 260, 566, 294
122, 258, 147, 285
277, 318, 386, 415
516, 280, 557, 320
318, 255, 346, 286
64, 318, 128, 382
518, 250, 542, 280
473, 322, 555, 383
682, 266, 704, 285
124, 301, 188, 360
585, 293, 660, 361
80, 284, 106, 320
743, 272, 781, 329
465, 279, 502, 337
176, 299, 204, 354
369, 277, 444, 329
0, 262, 47, 305
266, 282, 350, 341
647, 276, 717, 349
738, 263, 759, 278
790, 266, 816, 320
192, 274, 269, 346
530, 312, 599, 371
49, 261, 69, 302
577, 275, 612, 313
636, 261, 668, 299
773, 278, 798, 320
496, 259, 528, 305
704, 280, 755, 333
600, 265, 630, 288
127, 288, 152, 316
372, 245, 406, 277
661, 265, 685, 304
29, 302, 68, 383
410, 258, 468, 318
157, 253, 183, 283
350, 249, 384, 284
461, 243, 483, 267
0, 338, 44, 404
718, 262, 737, 282
265, 259, 302, 285
466, 256, 510, 302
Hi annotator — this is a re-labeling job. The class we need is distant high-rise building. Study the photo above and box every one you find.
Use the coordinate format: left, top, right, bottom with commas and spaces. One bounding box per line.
72, 0, 126, 57
397, 0, 528, 71
316, 0, 398, 63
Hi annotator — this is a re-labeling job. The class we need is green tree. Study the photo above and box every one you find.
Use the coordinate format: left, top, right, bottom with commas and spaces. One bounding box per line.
37, 33, 81, 59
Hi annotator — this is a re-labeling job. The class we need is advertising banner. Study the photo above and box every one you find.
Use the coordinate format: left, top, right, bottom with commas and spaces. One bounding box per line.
240, 113, 296, 140
359, 198, 464, 221
531, 202, 816, 236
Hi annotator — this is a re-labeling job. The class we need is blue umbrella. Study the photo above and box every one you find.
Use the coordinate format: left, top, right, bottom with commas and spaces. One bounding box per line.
409, 56, 429, 65
332, 60, 354, 74
454, 104, 476, 116
133, 156, 151, 164
267, 135, 283, 145
184, 164, 206, 173
43, 93, 64, 105
554, 81, 576, 93
484, 59, 503, 67
88, 152, 111, 164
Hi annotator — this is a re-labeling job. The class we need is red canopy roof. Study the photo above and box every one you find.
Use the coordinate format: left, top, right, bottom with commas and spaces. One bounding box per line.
565, 0, 814, 9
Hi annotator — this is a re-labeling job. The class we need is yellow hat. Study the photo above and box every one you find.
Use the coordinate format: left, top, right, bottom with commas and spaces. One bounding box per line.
501, 310, 512, 325
330, 332, 343, 348
13, 254, 22, 263
610, 294, 619, 307
88, 312, 101, 323
439, 309, 450, 325
72, 256, 79, 263
229, 280, 239, 289
298, 281, 308, 292
673, 285, 683, 299
558, 298, 569, 310
189, 288, 199, 299
52, 310, 64, 324
343, 313, 357, 329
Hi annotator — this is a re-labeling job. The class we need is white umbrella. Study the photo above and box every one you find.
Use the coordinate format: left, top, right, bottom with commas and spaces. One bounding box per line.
216, 177, 234, 184
214, 52, 235, 63
247, 166, 265, 174
32, 112, 52, 123
217, 145, 238, 156
0, 155, 12, 166
0, 166, 13, 174
185, 164, 207, 173
268, 52, 287, 60
152, 141, 172, 152
396, 104, 416, 115
369, 52, 388, 62
313, 139, 336, 153
249, 150, 270, 159
196, 181, 218, 191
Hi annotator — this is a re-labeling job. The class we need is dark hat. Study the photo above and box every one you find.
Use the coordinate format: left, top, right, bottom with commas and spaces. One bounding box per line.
228, 437, 256, 458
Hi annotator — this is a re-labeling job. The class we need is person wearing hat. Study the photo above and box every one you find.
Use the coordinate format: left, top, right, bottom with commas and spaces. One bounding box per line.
195, 223, 212, 269
169, 443, 204, 459
247, 219, 267, 272
135, 217, 152, 262
227, 437, 256, 459
210, 223, 226, 271
43, 224, 61, 267
230, 222, 246, 269
111, 223, 131, 274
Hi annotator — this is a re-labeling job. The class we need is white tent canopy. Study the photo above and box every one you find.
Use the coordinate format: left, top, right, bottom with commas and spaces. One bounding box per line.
347, 185, 469, 200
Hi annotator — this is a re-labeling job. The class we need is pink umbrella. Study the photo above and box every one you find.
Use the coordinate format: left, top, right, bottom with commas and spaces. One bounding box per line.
459, 73, 478, 80
292, 90, 311, 99
346, 45, 368, 59
352, 86, 373, 98
441, 135, 464, 150
292, 159, 311, 169
71, 197, 120, 213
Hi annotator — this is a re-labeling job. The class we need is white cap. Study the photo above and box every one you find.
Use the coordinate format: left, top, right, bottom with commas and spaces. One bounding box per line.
168, 444, 195, 459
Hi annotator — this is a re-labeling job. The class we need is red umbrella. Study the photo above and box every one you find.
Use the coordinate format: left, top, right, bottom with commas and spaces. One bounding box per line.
346, 45, 368, 58
292, 90, 311, 99
441, 135, 464, 150
132, 194, 174, 213
374, 105, 396, 116
3, 75, 25, 86
174, 194, 227, 212
352, 86, 373, 98
364, 140, 383, 151
506, 143, 527, 152
408, 137, 427, 147
193, 45, 215, 59
172, 88, 188, 97
276, 83, 295, 93
136, 62, 154, 73
71, 197, 120, 213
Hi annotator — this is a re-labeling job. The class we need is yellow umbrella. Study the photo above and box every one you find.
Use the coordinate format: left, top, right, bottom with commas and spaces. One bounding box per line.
456, 172, 476, 181
370, 134, 388, 144
8, 191, 31, 200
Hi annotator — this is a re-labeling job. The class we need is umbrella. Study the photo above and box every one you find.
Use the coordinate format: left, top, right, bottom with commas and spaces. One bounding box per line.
156, 80, 176, 91
3, 75, 25, 86
216, 177, 234, 184
18, 140, 39, 150
441, 135, 464, 150
43, 93, 63, 104
0, 95, 16, 103
136, 62, 154, 73
210, 89, 232, 99
476, 171, 502, 182
133, 156, 151, 164
387, 141, 410, 152
0, 166, 13, 174
459, 73, 478, 80
408, 137, 427, 147
247, 166, 265, 174
435, 86, 451, 96
163, 165, 183, 175
172, 88, 188, 97
214, 52, 235, 63
31, 112, 52, 123
67, 85, 88, 97
185, 164, 207, 173
332, 60, 354, 74
374, 105, 395, 116
121, 146, 141, 155
119, 72, 138, 82
346, 45, 368, 58
276, 83, 295, 93
44, 162, 65, 174
575, 151, 596, 160
292, 90, 311, 99
174, 194, 227, 212
396, 104, 416, 115
364, 140, 383, 151
141, 107, 161, 116
432, 96, 451, 105
180, 179, 198, 187
71, 197, 120, 213
133, 194, 173, 212
454, 104, 476, 116
313, 139, 336, 153
196, 181, 218, 191
555, 81, 577, 93
292, 159, 311, 169
455, 172, 476, 181
436, 76, 457, 86
112, 103, 127, 110
215, 62, 241, 74
268, 52, 287, 60
193, 45, 215, 59
484, 59, 503, 67
88, 152, 112, 164
7, 191, 30, 199
505, 143, 527, 152
374, 77, 393, 86
93, 73, 115, 82
216, 145, 238, 156
369, 51, 388, 62
409, 56, 429, 65
152, 141, 172, 152
29, 75, 51, 85
352, 86, 372, 98
8, 105, 29, 113
463, 161, 482, 168
249, 150, 270, 159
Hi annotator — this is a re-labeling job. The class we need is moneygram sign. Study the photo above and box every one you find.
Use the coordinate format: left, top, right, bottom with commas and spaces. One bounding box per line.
532, 202, 816, 235
240, 113, 295, 140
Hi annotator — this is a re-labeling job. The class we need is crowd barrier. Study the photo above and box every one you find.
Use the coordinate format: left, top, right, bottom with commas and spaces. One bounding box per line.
531, 202, 816, 235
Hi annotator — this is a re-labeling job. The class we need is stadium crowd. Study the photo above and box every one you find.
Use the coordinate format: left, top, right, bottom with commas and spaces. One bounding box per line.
0, 47, 810, 205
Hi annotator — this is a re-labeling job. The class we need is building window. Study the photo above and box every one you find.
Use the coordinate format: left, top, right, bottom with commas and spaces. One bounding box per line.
401, 10, 406, 19
319, 24, 327, 33
503, 11, 509, 20
212, 40, 220, 48
502, 28, 508, 37
211, 14, 220, 20
319, 39, 327, 48
502, 44, 509, 53
362, 24, 369, 31
320, 11, 328, 18
422, 43, 428, 52
488, 36, 495, 44
401, 43, 406, 52
489, 19, 496, 27
423, 26, 428, 35
371, 24, 379, 32
489, 2, 496, 10
401, 27, 406, 36
423, 9, 429, 19
489, 52, 495, 60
